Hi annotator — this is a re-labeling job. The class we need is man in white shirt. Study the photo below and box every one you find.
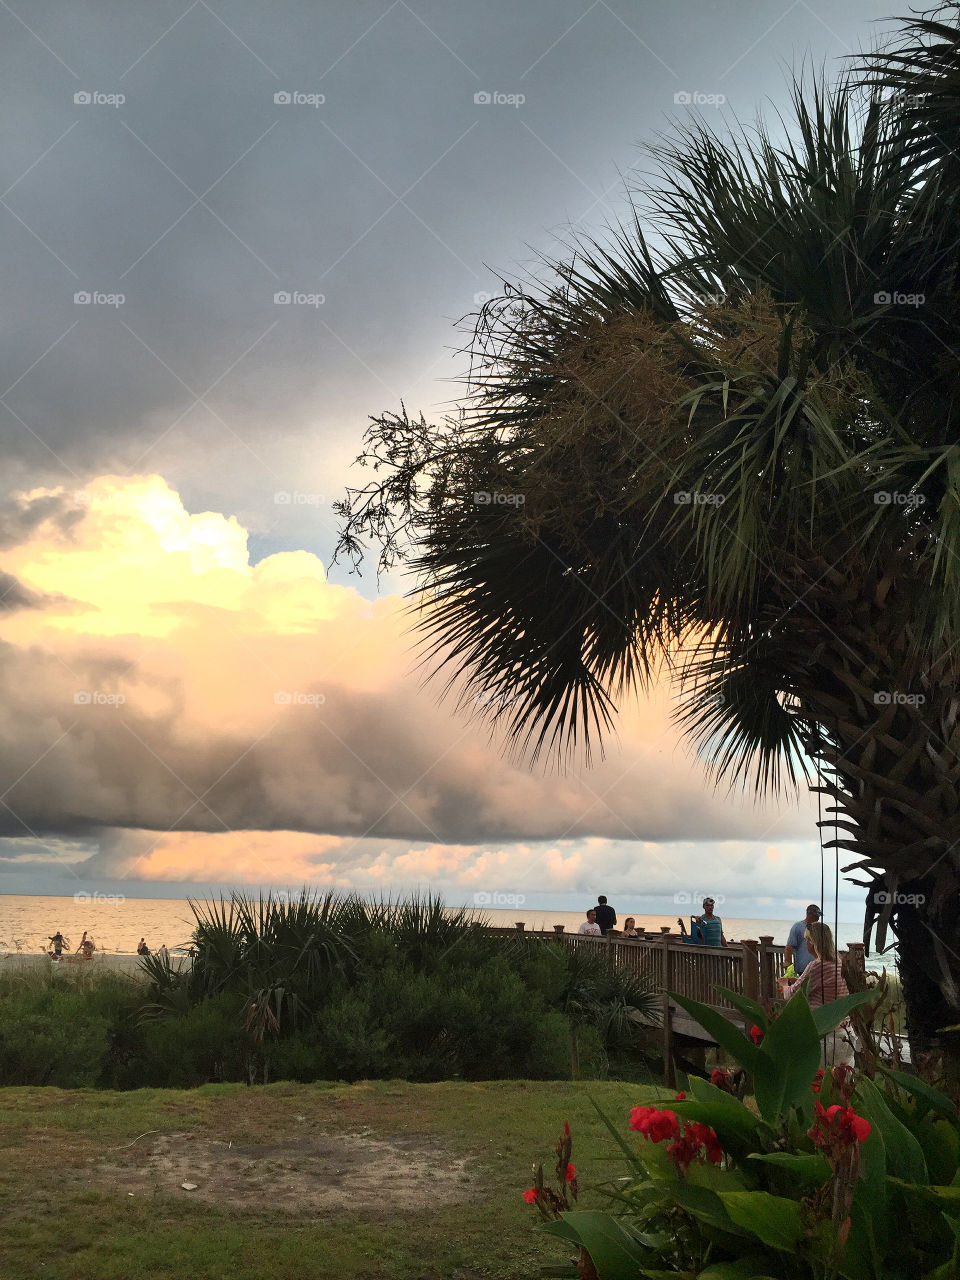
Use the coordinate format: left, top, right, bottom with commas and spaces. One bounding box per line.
578, 909, 602, 935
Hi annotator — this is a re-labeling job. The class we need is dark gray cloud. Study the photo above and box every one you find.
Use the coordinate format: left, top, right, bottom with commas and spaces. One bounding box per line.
0, 0, 896, 566
0, 491, 82, 549
0, 633, 813, 844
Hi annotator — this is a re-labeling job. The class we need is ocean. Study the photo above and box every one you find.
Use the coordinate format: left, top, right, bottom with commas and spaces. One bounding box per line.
0, 894, 873, 959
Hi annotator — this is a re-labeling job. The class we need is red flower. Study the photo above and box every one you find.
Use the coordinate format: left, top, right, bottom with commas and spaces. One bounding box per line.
808, 1103, 871, 1153
522, 1188, 538, 1204
563, 1120, 571, 1138
674, 1091, 686, 1100
811, 1068, 825, 1094
629, 1106, 680, 1143
848, 1114, 870, 1142
750, 1024, 764, 1044
565, 1163, 576, 1183
666, 1132, 698, 1174
666, 1120, 723, 1174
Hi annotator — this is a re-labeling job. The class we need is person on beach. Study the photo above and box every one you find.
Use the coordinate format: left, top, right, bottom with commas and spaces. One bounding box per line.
692, 897, 726, 947
77, 930, 95, 958
620, 917, 640, 938
784, 921, 853, 1064
578, 909, 602, 936
784, 903, 822, 976
157, 943, 169, 961
48, 931, 65, 958
137, 938, 150, 956
593, 895, 617, 935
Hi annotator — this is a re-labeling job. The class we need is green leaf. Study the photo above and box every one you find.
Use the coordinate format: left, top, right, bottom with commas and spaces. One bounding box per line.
545, 1211, 651, 1280
543, 1219, 582, 1246
686, 1076, 746, 1106
879, 1068, 960, 1123
671, 1182, 755, 1239
589, 1094, 648, 1172
843, 1203, 883, 1280
810, 990, 876, 1037
717, 1191, 804, 1251
753, 992, 821, 1123
748, 1151, 831, 1183
854, 1076, 929, 1185
888, 1177, 960, 1209
712, 985, 768, 1030
670, 993, 762, 1073
916, 1114, 960, 1186
697, 1262, 779, 1280
671, 1098, 762, 1145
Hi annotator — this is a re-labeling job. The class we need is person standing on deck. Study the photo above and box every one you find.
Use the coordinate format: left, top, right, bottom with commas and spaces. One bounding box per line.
692, 897, 727, 947
594, 895, 617, 936
784, 904, 822, 975
578, 909, 602, 936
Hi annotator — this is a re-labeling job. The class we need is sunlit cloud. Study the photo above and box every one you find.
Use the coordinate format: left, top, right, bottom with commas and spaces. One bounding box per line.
0, 475, 817, 893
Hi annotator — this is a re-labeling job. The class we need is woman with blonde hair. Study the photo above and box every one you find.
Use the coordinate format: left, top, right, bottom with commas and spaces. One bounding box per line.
784, 920, 854, 1064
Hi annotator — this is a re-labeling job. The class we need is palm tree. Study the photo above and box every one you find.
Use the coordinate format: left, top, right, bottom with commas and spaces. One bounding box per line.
335, 8, 960, 1072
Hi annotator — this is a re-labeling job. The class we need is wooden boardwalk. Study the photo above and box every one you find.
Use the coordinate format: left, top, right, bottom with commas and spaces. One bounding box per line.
484, 924, 867, 1081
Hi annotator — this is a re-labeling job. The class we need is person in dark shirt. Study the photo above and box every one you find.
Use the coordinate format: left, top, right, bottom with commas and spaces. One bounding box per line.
594, 896, 617, 935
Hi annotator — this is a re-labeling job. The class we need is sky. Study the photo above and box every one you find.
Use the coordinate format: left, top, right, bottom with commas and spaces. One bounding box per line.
0, 0, 898, 916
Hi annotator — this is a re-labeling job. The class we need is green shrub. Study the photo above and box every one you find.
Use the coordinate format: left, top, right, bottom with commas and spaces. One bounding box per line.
124, 995, 247, 1088
0, 974, 142, 1087
0, 895, 659, 1087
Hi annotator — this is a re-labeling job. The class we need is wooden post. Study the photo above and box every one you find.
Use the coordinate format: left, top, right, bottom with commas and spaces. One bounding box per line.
841, 942, 866, 993
661, 934, 675, 1087
741, 939, 760, 1003
553, 924, 565, 934
845, 942, 866, 981
514, 921, 525, 931
758, 935, 776, 1004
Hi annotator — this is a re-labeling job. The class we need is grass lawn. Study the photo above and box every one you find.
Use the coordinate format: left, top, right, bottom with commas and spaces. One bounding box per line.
0, 1079, 642, 1280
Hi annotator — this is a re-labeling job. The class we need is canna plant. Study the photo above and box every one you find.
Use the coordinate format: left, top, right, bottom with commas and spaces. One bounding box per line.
527, 987, 960, 1280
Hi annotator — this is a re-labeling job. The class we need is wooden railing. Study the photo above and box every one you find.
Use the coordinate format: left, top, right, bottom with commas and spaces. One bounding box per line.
482, 925, 865, 1012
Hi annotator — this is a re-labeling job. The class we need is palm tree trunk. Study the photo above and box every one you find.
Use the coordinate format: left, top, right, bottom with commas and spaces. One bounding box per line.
785, 573, 960, 1073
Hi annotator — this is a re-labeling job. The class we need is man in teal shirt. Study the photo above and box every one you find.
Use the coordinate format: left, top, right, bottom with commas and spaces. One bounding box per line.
693, 897, 726, 947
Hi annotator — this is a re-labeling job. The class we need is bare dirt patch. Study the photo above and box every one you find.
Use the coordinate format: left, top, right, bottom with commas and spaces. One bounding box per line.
84, 1127, 475, 1215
